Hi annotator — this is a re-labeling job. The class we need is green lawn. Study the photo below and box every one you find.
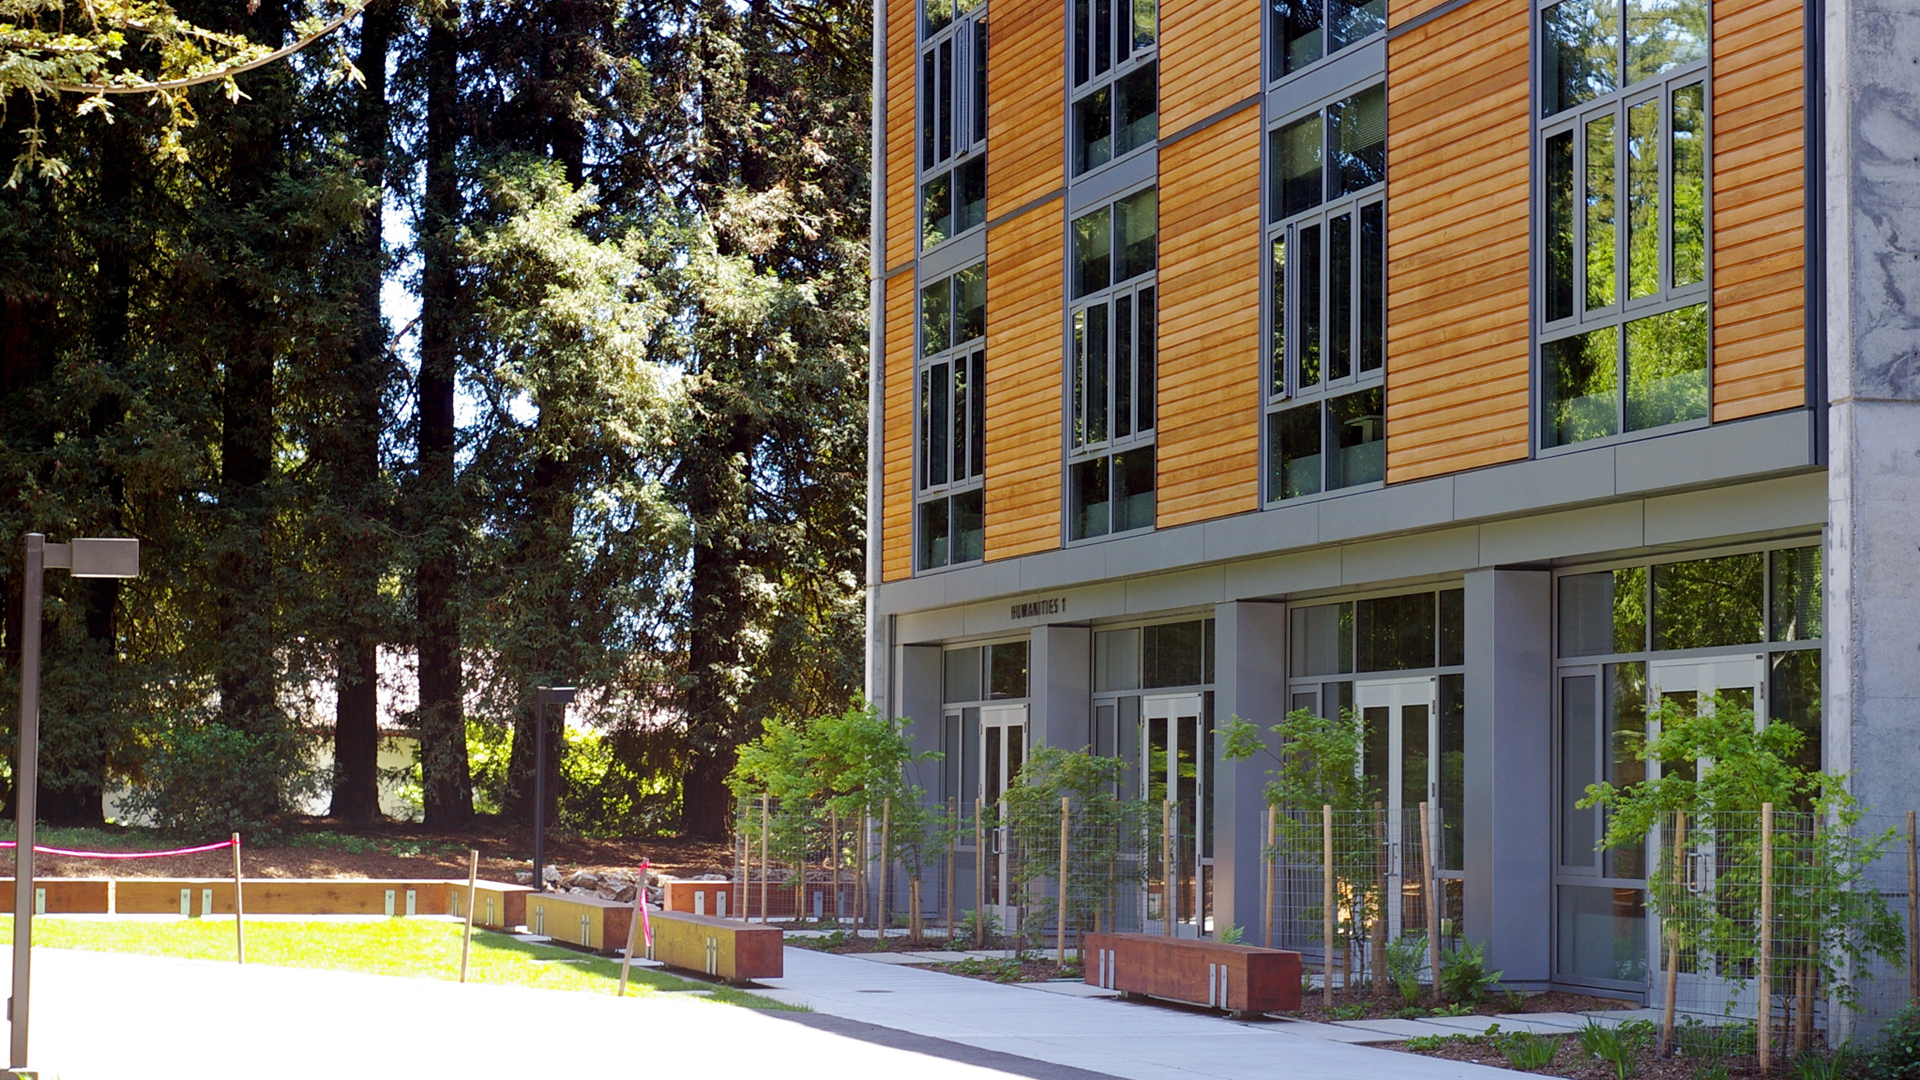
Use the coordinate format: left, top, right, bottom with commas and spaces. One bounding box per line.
0, 916, 793, 1010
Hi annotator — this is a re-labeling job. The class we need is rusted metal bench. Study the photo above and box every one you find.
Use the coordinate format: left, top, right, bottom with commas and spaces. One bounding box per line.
1084, 932, 1302, 1015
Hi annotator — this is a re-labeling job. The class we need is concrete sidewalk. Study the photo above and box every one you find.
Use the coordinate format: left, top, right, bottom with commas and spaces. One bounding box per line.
5, 946, 1053, 1080
747, 946, 1528, 1079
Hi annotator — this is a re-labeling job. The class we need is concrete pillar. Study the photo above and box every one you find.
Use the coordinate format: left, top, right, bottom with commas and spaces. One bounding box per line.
1211, 601, 1288, 940
1825, 0, 1920, 821
896, 644, 944, 793
1825, 0, 1920, 1033
1462, 568, 1553, 984
1029, 626, 1092, 752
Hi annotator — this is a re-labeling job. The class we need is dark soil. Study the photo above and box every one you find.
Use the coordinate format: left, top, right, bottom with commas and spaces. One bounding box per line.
20, 819, 731, 883
1278, 987, 1637, 1025
1403, 1033, 1783, 1079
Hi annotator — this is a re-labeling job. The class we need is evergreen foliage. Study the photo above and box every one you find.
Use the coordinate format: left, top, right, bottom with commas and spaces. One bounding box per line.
0, 0, 870, 835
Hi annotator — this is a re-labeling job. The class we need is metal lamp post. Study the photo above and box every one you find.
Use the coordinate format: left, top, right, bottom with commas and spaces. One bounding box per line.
12, 535, 140, 1071
532, 686, 576, 894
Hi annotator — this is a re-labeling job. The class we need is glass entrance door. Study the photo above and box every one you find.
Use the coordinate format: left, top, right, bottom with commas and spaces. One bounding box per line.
1143, 693, 1207, 935
980, 703, 1027, 916
1648, 654, 1765, 1015
1355, 677, 1437, 937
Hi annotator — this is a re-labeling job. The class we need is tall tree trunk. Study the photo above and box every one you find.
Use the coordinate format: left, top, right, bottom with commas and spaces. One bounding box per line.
677, 0, 774, 840
417, 0, 472, 826
42, 120, 138, 827
679, 407, 754, 839
330, 0, 398, 824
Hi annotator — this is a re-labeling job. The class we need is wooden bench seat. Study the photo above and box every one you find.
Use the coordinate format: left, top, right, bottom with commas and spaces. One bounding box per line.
663, 879, 857, 920
642, 909, 783, 983
1083, 932, 1301, 1015
114, 878, 451, 917
446, 879, 535, 930
0, 878, 110, 914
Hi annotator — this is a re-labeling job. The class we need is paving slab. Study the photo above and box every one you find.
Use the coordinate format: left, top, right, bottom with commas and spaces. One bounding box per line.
750, 946, 1525, 1080
1016, 981, 1119, 999
1263, 1018, 1402, 1044
1331, 1016, 1485, 1039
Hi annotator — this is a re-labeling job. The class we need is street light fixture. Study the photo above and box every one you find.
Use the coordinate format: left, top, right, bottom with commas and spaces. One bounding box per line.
12, 534, 140, 1071
532, 686, 576, 894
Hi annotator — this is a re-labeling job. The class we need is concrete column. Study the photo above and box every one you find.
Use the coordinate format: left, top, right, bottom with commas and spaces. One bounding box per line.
1824, 0, 1920, 820
1462, 568, 1553, 984
1211, 601, 1288, 940
1029, 626, 1092, 752
1825, 0, 1920, 1032
896, 644, 944, 793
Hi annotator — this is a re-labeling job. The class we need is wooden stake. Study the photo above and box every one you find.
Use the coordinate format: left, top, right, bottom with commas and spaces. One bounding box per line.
1162, 800, 1174, 938
911, 877, 923, 941
879, 796, 891, 941
618, 862, 649, 997
1660, 810, 1687, 1057
946, 797, 957, 941
1421, 802, 1440, 1003
1057, 796, 1070, 968
857, 810, 869, 931
1759, 802, 1774, 1075
459, 848, 479, 983
1371, 804, 1386, 1002
1907, 810, 1917, 1002
974, 797, 986, 947
1322, 804, 1334, 1006
759, 796, 771, 924
1264, 804, 1277, 950
830, 807, 841, 925
232, 832, 245, 965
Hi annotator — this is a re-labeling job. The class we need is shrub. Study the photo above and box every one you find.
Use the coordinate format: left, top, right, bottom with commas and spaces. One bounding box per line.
1868, 999, 1920, 1080
1789, 1046, 1851, 1080
1439, 939, 1503, 1004
1495, 1032, 1560, 1071
119, 721, 317, 838
1385, 933, 1428, 1006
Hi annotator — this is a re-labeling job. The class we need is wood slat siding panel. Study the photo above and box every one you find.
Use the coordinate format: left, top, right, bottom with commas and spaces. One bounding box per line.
1157, 108, 1262, 527
1711, 0, 1805, 420
1161, 0, 1260, 134
1390, 0, 1454, 28
881, 273, 916, 582
985, 209, 1065, 559
988, 0, 1064, 218
885, 0, 917, 272
1384, 0, 1532, 482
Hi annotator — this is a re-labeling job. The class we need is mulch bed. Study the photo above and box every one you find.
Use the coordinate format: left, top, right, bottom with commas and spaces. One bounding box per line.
23, 819, 731, 884
1277, 987, 1637, 1025
1404, 1034, 1777, 1079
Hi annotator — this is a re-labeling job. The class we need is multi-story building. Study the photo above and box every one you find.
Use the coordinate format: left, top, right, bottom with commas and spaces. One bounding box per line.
863, 0, 1920, 1008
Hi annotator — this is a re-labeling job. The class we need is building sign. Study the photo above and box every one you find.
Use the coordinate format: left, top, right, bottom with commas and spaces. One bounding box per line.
1010, 596, 1067, 620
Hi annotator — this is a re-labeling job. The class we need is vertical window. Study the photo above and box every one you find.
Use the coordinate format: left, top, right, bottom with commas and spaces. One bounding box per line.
1069, 187, 1158, 540
1264, 85, 1386, 502
921, 0, 988, 249
1071, 0, 1155, 177
917, 263, 989, 570
1269, 0, 1384, 81
1538, 0, 1709, 448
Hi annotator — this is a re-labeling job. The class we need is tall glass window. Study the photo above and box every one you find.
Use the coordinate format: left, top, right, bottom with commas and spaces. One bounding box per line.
1069, 187, 1158, 541
1071, 0, 1156, 177
1264, 86, 1386, 502
1539, 0, 1708, 448
921, 0, 988, 249
1269, 0, 1385, 81
917, 264, 988, 570
1552, 543, 1824, 990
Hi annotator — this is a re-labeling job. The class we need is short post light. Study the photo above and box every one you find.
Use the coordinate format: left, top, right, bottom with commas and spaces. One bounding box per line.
12, 535, 140, 1071
532, 686, 576, 894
